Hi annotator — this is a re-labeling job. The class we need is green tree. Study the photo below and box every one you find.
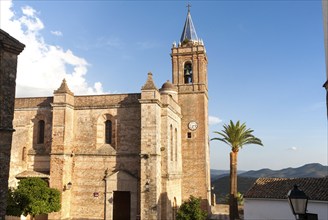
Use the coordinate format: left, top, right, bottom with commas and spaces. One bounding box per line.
211, 120, 263, 220
6, 178, 61, 219
222, 192, 244, 205
176, 195, 207, 220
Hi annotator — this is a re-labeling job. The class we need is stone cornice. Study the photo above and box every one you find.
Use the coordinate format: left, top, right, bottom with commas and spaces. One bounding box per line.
0, 29, 25, 55
0, 128, 15, 132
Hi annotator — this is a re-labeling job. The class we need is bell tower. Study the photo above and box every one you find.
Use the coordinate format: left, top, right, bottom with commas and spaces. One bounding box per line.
171, 7, 210, 210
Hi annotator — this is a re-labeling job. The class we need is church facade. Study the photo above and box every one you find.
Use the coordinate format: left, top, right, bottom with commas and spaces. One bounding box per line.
9, 10, 210, 220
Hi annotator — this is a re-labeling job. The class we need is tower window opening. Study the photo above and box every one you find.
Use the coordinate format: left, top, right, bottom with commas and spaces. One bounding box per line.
105, 120, 112, 144
187, 132, 192, 139
37, 120, 45, 144
184, 63, 193, 84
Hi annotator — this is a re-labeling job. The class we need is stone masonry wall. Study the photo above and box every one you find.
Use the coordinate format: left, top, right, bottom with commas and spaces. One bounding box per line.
0, 29, 24, 220
171, 42, 211, 212
69, 104, 141, 219
159, 91, 182, 219
9, 105, 52, 187
11, 91, 142, 219
49, 92, 141, 219
140, 86, 163, 220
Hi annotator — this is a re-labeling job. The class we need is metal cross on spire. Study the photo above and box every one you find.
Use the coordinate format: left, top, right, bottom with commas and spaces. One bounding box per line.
187, 3, 191, 12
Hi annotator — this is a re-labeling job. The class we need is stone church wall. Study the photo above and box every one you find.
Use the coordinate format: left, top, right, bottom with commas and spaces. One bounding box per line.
9, 97, 53, 187
159, 92, 182, 219
0, 29, 24, 218
64, 94, 142, 219
179, 92, 210, 208
10, 93, 143, 219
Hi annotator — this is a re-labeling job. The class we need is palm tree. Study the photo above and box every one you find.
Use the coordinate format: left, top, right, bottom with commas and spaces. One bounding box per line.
211, 120, 263, 220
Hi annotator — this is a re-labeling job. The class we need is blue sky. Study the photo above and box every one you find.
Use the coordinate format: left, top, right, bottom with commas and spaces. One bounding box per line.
1, 0, 327, 170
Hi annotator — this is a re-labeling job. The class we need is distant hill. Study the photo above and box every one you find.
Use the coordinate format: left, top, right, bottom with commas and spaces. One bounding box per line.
211, 163, 328, 204
239, 163, 327, 178
210, 169, 245, 181
211, 176, 257, 203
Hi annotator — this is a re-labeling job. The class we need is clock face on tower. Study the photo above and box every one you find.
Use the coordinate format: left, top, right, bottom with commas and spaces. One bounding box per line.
188, 121, 198, 131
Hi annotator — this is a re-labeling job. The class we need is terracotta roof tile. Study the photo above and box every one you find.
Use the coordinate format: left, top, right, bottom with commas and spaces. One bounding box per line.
244, 177, 328, 201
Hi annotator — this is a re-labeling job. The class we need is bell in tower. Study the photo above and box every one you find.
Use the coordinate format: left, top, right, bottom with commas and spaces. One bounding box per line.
184, 62, 193, 84
171, 4, 208, 92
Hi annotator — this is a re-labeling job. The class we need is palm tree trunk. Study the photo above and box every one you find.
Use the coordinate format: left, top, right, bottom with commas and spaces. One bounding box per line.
229, 151, 240, 220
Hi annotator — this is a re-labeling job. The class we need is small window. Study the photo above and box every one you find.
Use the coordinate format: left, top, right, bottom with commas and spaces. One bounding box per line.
105, 120, 112, 144
184, 63, 193, 84
187, 132, 192, 139
22, 147, 26, 161
170, 125, 173, 161
37, 120, 45, 144
175, 128, 178, 161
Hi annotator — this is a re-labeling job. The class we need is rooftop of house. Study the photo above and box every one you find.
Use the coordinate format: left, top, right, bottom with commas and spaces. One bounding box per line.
244, 177, 328, 201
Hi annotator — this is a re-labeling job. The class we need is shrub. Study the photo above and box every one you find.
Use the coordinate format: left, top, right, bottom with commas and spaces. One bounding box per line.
6, 178, 61, 219
176, 195, 207, 220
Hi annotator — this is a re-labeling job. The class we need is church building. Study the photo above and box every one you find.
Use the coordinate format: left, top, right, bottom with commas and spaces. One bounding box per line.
9, 9, 210, 220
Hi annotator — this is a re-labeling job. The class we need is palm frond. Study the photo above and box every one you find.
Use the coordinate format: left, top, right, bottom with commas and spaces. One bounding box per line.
211, 120, 263, 150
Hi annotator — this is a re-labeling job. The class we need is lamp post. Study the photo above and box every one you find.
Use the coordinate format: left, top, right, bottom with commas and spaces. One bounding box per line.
103, 169, 109, 220
287, 185, 308, 220
287, 185, 318, 220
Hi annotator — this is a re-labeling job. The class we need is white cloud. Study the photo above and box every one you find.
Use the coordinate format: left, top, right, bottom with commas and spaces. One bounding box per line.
209, 116, 222, 125
21, 5, 37, 17
288, 146, 298, 151
51, 30, 63, 36
0, 0, 104, 97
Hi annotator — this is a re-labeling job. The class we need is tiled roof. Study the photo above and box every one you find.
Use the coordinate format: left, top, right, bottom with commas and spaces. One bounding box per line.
244, 177, 328, 201
16, 170, 50, 179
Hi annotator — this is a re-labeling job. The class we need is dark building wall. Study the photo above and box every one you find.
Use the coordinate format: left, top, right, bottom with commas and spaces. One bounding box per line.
0, 29, 24, 219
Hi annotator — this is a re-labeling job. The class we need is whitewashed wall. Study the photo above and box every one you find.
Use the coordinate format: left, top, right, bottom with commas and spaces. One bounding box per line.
244, 198, 328, 220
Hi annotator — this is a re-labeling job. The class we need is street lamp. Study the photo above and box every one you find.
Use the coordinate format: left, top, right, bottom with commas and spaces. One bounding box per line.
287, 184, 308, 219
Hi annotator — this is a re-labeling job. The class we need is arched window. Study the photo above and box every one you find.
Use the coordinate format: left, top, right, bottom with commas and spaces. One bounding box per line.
105, 120, 112, 144
37, 120, 45, 144
22, 147, 26, 161
172, 197, 178, 220
175, 128, 178, 161
184, 62, 193, 84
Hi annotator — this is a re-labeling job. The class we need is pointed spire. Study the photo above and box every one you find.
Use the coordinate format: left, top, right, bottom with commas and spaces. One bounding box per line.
54, 79, 73, 95
142, 72, 158, 90
180, 5, 198, 43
